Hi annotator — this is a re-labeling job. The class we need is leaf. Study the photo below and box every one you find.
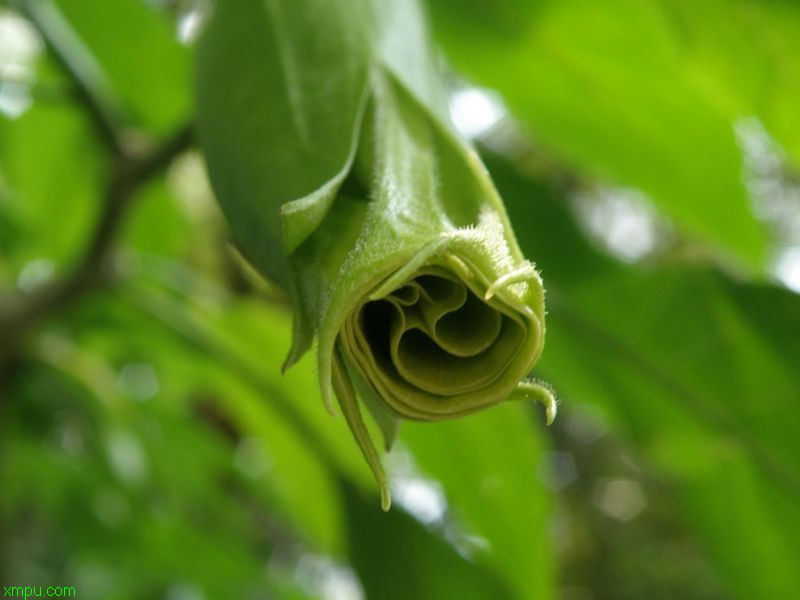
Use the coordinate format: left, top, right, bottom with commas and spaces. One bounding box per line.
489, 150, 800, 599
55, 0, 190, 134
195, 0, 373, 286
426, 0, 771, 268
401, 402, 557, 600
652, 0, 800, 168
2, 347, 304, 599
341, 481, 516, 600
0, 98, 103, 274
100, 280, 367, 554
31, 245, 365, 557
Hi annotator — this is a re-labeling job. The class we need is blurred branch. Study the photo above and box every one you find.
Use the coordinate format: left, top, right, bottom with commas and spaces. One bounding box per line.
0, 123, 193, 365
19, 0, 129, 155
78, 123, 194, 277
0, 1, 194, 373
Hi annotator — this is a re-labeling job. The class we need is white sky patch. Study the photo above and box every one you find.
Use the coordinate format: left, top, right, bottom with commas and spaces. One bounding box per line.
386, 447, 448, 526
386, 446, 494, 559
294, 554, 364, 600
736, 117, 800, 288
0, 10, 42, 118
736, 117, 800, 232
449, 87, 506, 139
574, 186, 664, 263
392, 476, 447, 526
773, 246, 800, 293
0, 75, 33, 117
176, 1, 211, 45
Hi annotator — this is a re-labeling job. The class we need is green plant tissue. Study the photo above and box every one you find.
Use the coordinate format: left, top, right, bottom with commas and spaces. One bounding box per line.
195, 0, 553, 509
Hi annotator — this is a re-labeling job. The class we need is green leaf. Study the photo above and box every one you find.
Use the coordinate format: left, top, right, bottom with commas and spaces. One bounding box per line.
30, 227, 369, 557
0, 99, 103, 275
196, 0, 373, 286
401, 402, 556, 600
341, 481, 516, 600
100, 280, 367, 554
54, 0, 190, 134
2, 349, 297, 599
650, 0, 800, 168
426, 0, 771, 268
490, 150, 800, 599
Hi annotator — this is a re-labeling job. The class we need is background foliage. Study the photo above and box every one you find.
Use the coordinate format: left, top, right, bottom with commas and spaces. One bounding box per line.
1, 1, 799, 598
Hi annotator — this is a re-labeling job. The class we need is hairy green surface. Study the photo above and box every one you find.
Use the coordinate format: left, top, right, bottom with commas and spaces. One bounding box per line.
195, 0, 554, 507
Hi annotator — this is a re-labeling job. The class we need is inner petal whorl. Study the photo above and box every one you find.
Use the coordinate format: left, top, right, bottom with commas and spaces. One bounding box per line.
350, 272, 526, 398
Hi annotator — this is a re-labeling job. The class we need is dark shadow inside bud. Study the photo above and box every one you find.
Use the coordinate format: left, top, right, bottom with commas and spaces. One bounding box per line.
362, 299, 393, 364
434, 291, 502, 356
355, 273, 526, 397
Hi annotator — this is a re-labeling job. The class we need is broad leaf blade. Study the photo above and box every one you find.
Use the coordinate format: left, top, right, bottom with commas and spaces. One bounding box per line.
195, 0, 373, 285
401, 403, 556, 600
490, 151, 800, 599
426, 0, 770, 269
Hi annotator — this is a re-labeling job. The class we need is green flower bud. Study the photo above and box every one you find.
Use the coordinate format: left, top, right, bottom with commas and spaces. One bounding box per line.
196, 0, 555, 510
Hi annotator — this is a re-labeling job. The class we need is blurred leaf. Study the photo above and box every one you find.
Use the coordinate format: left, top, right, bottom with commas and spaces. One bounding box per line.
427, 0, 772, 268
66, 267, 375, 555
203, 298, 376, 490
654, 0, 800, 167
53, 0, 190, 134
489, 150, 800, 598
342, 482, 515, 600
1, 360, 303, 599
0, 100, 103, 275
122, 178, 193, 259
401, 402, 556, 600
